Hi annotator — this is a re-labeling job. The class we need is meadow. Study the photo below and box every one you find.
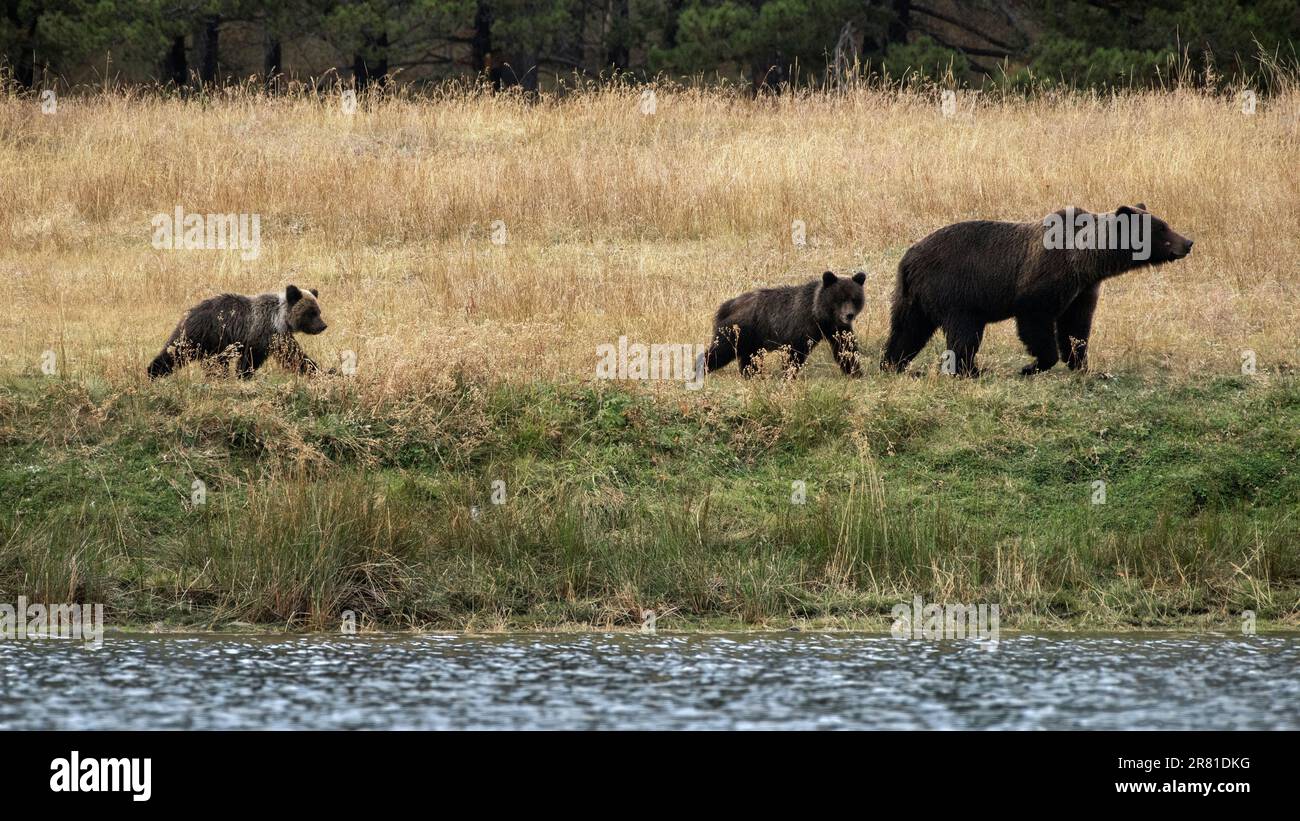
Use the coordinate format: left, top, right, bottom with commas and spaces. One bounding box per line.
1, 80, 1297, 631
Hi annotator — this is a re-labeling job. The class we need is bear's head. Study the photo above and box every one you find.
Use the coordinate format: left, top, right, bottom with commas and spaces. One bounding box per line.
1118, 203, 1194, 264
816, 270, 866, 329
285, 284, 328, 335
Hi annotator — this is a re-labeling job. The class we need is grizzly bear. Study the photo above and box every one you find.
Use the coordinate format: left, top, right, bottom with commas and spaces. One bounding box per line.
705, 270, 866, 377
881, 204, 1193, 376
147, 285, 328, 379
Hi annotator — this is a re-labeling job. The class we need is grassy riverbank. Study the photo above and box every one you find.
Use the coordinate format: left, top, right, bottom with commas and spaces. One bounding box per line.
2, 371, 1297, 632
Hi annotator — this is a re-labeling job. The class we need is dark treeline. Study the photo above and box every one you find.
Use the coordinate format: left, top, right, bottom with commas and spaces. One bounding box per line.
3, 1, 1297, 92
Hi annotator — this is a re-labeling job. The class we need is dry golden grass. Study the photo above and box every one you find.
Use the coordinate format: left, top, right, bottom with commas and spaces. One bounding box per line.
2, 84, 1298, 389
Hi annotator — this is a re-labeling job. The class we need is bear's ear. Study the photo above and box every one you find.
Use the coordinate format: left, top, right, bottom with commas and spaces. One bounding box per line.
1117, 205, 1137, 216
1134, 202, 1148, 211
822, 271, 838, 287
310, 288, 319, 299
851, 271, 867, 285
285, 284, 303, 305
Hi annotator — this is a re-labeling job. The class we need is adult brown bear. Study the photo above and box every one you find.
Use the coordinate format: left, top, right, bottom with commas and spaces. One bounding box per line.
880, 204, 1193, 376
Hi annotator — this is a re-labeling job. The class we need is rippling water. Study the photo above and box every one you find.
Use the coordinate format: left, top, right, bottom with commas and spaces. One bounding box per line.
1, 633, 1296, 730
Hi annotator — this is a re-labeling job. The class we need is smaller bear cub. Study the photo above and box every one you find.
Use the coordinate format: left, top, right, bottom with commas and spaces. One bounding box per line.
147, 284, 328, 379
705, 270, 866, 377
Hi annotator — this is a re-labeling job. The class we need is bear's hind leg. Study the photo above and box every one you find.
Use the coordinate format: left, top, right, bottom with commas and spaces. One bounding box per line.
881, 301, 937, 373
1056, 285, 1099, 370
943, 315, 985, 377
234, 345, 262, 380
1016, 314, 1060, 375
705, 324, 744, 374
200, 356, 229, 378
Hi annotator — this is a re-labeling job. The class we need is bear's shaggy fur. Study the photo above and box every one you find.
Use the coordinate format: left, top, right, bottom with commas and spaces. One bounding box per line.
147, 285, 328, 379
705, 270, 866, 377
881, 204, 1193, 376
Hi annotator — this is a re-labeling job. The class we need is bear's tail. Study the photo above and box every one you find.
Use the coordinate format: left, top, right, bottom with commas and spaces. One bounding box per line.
893, 253, 913, 302
880, 254, 940, 373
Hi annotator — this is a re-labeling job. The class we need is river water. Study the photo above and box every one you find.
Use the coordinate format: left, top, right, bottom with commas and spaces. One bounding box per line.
1, 632, 1295, 730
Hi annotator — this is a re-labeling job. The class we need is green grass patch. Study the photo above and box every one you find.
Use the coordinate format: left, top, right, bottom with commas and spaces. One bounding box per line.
1, 372, 1296, 632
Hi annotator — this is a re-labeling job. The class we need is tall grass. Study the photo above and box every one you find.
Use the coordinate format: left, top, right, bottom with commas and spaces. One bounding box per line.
1, 83, 1297, 389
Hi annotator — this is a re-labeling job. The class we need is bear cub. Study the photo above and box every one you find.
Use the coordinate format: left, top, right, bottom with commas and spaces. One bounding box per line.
147, 284, 328, 379
881, 204, 1193, 376
706, 270, 866, 377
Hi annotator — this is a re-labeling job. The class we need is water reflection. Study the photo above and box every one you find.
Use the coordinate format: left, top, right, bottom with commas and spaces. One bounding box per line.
1, 633, 1295, 730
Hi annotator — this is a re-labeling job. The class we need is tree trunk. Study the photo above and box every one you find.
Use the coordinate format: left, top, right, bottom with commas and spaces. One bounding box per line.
751, 52, 787, 95
198, 16, 219, 85
473, 1, 494, 85
502, 52, 539, 92
354, 32, 389, 91
888, 0, 911, 45
264, 35, 282, 90
605, 0, 630, 72
164, 34, 187, 87
662, 0, 683, 49
7, 5, 36, 87
14, 59, 33, 88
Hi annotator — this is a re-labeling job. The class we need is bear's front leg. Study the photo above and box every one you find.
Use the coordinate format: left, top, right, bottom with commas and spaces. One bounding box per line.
828, 329, 862, 377
782, 344, 811, 380
1056, 285, 1100, 370
274, 336, 319, 375
1016, 314, 1059, 375
738, 352, 759, 378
